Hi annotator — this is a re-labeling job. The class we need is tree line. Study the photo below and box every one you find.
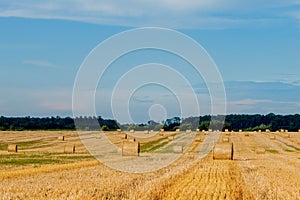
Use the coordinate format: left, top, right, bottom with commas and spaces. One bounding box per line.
0, 113, 300, 132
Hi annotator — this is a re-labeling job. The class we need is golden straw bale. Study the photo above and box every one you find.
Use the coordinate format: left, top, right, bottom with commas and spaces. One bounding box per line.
270, 135, 276, 140
255, 147, 266, 154
213, 143, 233, 160
222, 136, 230, 142
173, 145, 183, 154
64, 145, 75, 153
58, 136, 65, 141
120, 134, 127, 140
122, 141, 140, 156
8, 144, 17, 153
168, 136, 174, 141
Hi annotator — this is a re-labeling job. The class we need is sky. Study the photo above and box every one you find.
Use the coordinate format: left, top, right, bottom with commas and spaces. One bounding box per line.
0, 1, 300, 123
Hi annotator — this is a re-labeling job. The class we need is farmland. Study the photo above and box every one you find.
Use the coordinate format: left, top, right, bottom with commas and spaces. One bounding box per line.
0, 130, 300, 199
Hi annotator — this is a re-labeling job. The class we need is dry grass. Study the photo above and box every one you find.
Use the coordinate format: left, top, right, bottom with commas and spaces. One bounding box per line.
0, 131, 300, 199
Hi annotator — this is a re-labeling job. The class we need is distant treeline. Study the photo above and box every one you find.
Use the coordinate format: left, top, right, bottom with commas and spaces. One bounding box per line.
0, 113, 300, 131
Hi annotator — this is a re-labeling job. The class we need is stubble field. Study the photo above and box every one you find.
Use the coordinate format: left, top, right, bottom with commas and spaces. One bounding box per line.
0, 130, 300, 199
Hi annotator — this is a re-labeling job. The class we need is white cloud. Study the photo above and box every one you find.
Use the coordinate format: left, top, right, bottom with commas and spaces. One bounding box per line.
0, 0, 300, 28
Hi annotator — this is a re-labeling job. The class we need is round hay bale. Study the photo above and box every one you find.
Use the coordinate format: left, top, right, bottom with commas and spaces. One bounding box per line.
195, 135, 204, 142
128, 138, 136, 142
225, 129, 229, 132
285, 130, 289, 133
173, 145, 183, 154
213, 143, 233, 160
117, 129, 122, 132
258, 130, 262, 133
160, 129, 164, 132
196, 129, 200, 132
150, 130, 154, 133
168, 136, 174, 141
255, 147, 266, 154
120, 134, 127, 140
8, 144, 17, 153
58, 136, 65, 141
176, 129, 180, 132
280, 129, 284, 133
270, 135, 276, 140
239, 129, 243, 132
222, 137, 230, 142
129, 129, 135, 133
204, 131, 208, 135
64, 145, 75, 153
283, 134, 290, 138
244, 132, 249, 136
208, 129, 212, 132
122, 141, 140, 156
266, 129, 270, 133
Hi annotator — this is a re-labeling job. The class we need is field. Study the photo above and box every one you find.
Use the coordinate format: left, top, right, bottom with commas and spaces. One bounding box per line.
0, 130, 300, 199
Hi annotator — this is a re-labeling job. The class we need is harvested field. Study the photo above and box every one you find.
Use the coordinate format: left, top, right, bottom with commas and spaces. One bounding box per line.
0, 131, 300, 199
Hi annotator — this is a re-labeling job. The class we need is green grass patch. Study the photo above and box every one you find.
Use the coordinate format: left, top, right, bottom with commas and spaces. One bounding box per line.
140, 137, 168, 152
0, 144, 7, 151
147, 141, 169, 152
0, 153, 93, 166
284, 149, 294, 152
266, 149, 279, 154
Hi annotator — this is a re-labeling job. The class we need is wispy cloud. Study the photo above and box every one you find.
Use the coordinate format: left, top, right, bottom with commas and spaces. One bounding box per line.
1, 1, 300, 28
23, 60, 57, 68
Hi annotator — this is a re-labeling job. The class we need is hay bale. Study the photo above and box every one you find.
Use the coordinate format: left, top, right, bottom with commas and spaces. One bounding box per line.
225, 129, 229, 132
255, 147, 266, 154
270, 135, 276, 140
129, 129, 135, 133
120, 134, 127, 140
239, 129, 243, 132
280, 129, 284, 133
150, 130, 154, 133
244, 132, 249, 136
176, 129, 180, 132
258, 130, 262, 133
160, 129, 164, 132
208, 129, 212, 132
204, 131, 208, 135
285, 130, 289, 133
128, 138, 136, 142
266, 129, 270, 133
298, 129, 300, 132
122, 141, 140, 156
283, 134, 290, 138
168, 136, 174, 141
213, 143, 233, 160
64, 145, 75, 153
196, 129, 200, 132
159, 132, 164, 136
222, 137, 230, 142
8, 144, 17, 153
117, 129, 122, 132
173, 145, 183, 154
58, 136, 65, 141
195, 135, 204, 142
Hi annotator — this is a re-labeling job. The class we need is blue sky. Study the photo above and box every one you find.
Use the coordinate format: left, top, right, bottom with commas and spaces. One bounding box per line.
0, 1, 300, 123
